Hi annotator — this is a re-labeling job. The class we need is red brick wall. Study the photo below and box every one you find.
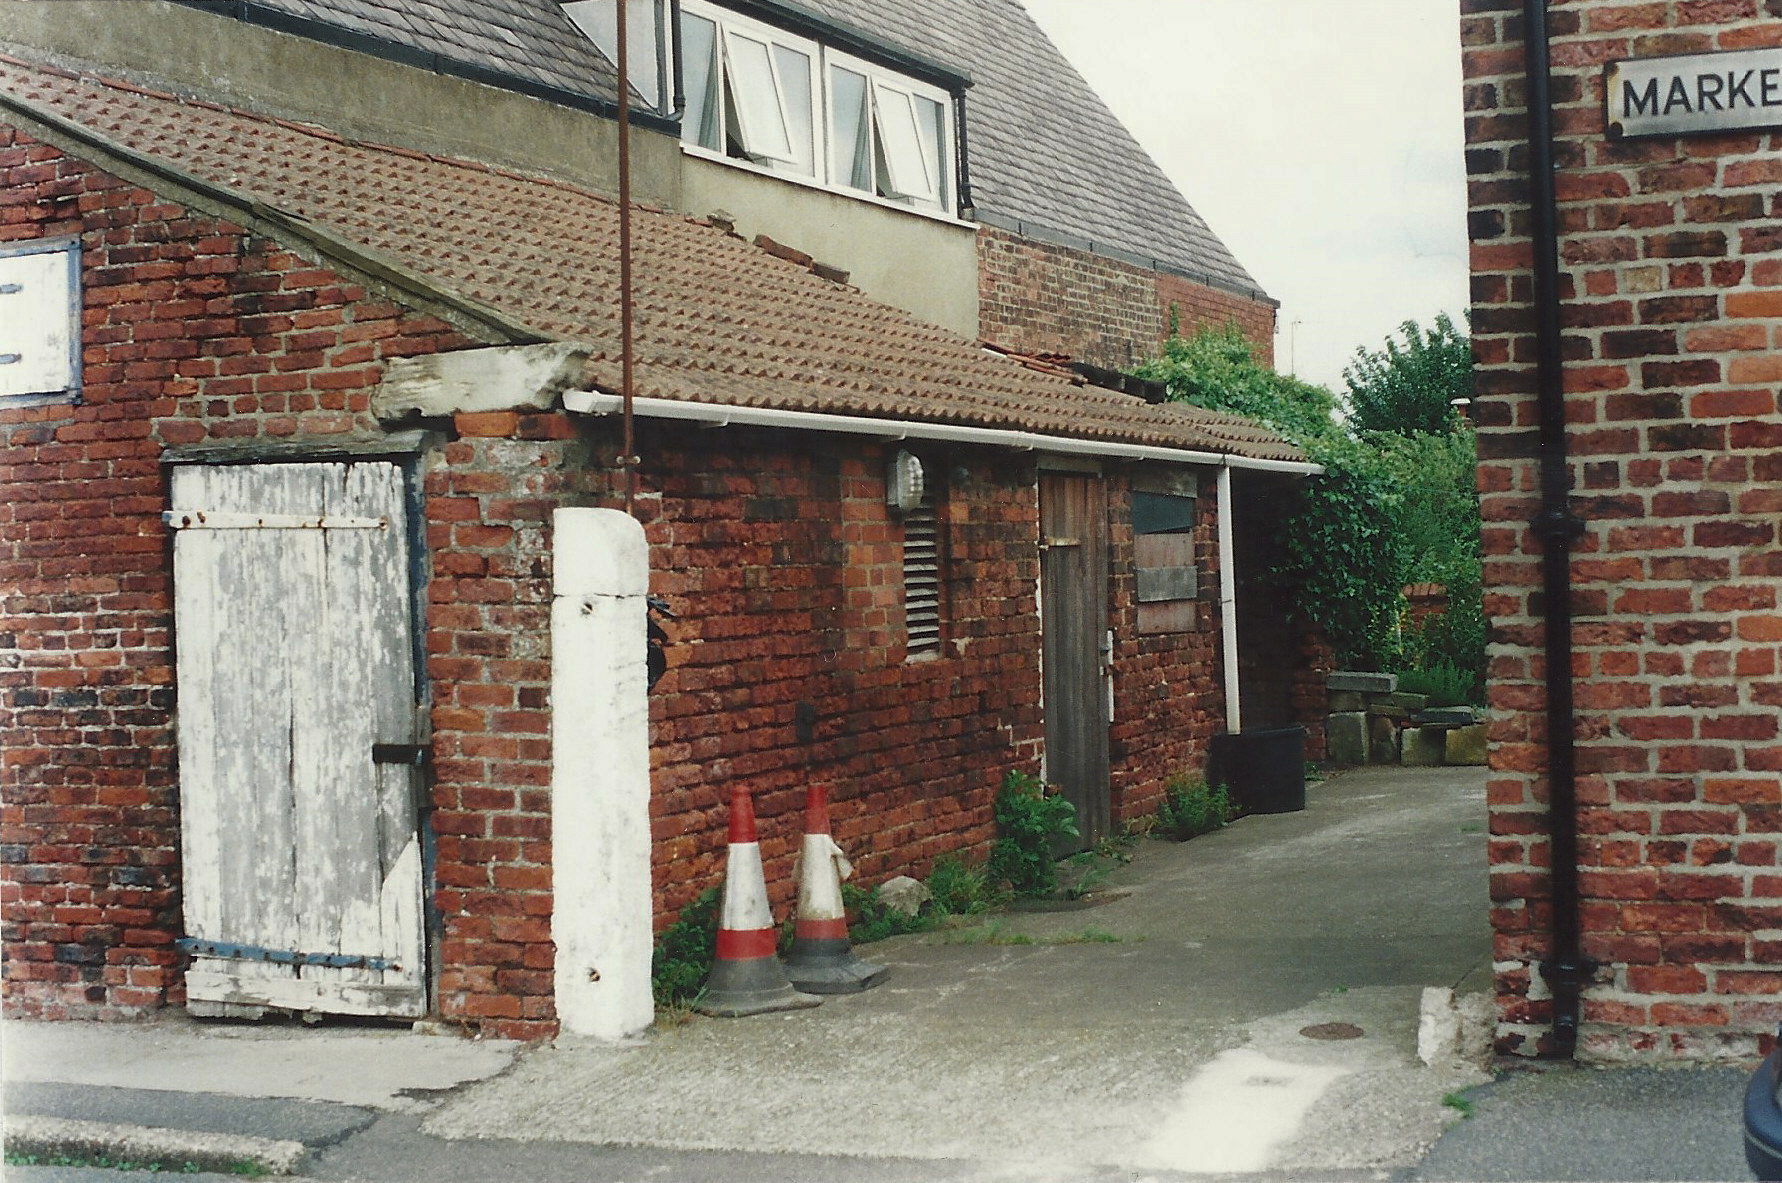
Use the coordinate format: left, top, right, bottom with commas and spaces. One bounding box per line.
977, 226, 1278, 370
0, 127, 470, 1021
1107, 478, 1228, 819
642, 432, 1050, 923
3, 128, 1249, 1039
1464, 2, 1782, 1062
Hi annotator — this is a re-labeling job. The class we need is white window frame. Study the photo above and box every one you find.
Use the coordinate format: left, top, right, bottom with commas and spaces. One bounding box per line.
825, 50, 952, 213
676, 1, 959, 221
0, 235, 81, 408
679, 0, 820, 179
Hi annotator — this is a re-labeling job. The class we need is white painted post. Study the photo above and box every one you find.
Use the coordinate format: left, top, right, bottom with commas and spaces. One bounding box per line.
1217, 465, 1242, 735
551, 508, 653, 1039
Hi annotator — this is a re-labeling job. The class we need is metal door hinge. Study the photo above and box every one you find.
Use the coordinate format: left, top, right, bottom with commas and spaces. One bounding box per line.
372, 743, 430, 767
177, 937, 400, 972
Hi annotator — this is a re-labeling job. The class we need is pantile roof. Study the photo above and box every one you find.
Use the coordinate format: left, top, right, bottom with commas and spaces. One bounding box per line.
176, 0, 1266, 301
0, 56, 1301, 462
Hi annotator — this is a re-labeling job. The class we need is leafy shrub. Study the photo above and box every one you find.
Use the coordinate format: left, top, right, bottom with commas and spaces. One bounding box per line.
987, 769, 1079, 898
650, 887, 721, 1007
1155, 775, 1233, 841
1342, 312, 1473, 438
1133, 320, 1486, 683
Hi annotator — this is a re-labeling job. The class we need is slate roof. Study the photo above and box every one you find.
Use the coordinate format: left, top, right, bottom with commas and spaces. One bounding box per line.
0, 56, 1301, 462
177, 0, 1267, 301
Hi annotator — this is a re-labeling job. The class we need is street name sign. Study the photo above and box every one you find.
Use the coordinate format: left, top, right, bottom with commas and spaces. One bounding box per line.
1606, 48, 1782, 139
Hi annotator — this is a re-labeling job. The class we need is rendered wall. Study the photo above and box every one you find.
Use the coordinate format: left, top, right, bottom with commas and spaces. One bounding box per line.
1464, 0, 1782, 1062
0, 1, 685, 211
680, 156, 981, 340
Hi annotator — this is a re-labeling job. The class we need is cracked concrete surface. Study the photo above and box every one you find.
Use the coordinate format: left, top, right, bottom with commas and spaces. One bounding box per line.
424, 767, 1492, 1175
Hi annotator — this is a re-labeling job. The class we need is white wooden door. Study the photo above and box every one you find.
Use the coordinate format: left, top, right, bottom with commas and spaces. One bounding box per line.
169, 461, 426, 1018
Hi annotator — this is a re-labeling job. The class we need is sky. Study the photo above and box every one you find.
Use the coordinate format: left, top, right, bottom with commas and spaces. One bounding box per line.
1020, 0, 1470, 393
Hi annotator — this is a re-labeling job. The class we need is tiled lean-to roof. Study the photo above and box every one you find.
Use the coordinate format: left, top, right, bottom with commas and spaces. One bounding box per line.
0, 57, 1301, 461
175, 0, 1268, 303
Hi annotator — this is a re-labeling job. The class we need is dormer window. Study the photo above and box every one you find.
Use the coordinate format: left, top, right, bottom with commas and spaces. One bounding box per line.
828, 55, 949, 207
676, 0, 956, 217
680, 6, 817, 177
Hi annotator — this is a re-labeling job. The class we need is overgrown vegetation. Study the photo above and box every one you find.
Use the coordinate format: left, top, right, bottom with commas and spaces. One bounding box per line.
650, 885, 721, 1007
987, 769, 1080, 898
1133, 317, 1483, 701
1343, 313, 1473, 437
1154, 775, 1234, 841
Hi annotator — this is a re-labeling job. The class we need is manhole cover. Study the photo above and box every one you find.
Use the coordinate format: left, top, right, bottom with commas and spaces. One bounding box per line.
1298, 1022, 1364, 1041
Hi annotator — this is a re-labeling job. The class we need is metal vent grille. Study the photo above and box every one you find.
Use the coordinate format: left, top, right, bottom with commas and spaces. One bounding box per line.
903, 500, 940, 657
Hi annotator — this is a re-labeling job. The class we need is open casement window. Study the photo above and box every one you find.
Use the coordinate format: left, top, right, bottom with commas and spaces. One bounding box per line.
0, 237, 80, 408
674, 3, 956, 217
828, 52, 951, 213
679, 1, 817, 178
902, 492, 942, 659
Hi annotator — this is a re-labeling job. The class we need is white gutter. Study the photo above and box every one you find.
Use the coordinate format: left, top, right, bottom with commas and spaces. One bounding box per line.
561, 391, 1323, 475
1217, 465, 1242, 735
565, 388, 1313, 738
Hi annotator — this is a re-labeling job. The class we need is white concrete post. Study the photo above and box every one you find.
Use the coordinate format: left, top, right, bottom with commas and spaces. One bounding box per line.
551, 508, 653, 1039
1217, 465, 1242, 735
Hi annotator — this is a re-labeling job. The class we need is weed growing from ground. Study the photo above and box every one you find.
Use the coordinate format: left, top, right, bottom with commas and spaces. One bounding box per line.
927, 854, 1003, 915
650, 886, 720, 1008
1441, 1091, 1474, 1118
1155, 775, 1234, 841
988, 770, 1079, 897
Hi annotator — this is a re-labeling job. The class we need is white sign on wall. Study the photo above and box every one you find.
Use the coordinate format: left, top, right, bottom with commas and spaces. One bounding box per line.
0, 236, 80, 405
1607, 48, 1782, 139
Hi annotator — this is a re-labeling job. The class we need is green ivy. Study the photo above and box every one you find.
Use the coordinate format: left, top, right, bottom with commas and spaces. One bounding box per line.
1133, 320, 1483, 678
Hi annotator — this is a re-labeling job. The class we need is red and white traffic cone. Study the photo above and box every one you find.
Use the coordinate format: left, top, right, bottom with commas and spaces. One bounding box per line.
697, 785, 820, 1017
783, 784, 887, 993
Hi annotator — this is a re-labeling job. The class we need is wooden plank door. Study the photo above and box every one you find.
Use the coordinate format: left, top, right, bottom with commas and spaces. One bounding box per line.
1040, 472, 1111, 850
170, 461, 426, 1018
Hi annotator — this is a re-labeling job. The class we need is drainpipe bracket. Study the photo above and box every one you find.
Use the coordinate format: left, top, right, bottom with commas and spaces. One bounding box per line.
1531, 508, 1586, 543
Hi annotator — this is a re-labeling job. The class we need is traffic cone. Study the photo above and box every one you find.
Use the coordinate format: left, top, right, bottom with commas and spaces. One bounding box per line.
783, 784, 888, 993
697, 785, 820, 1017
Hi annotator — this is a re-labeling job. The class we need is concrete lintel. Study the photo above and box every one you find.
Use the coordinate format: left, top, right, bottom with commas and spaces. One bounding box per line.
375, 343, 590, 421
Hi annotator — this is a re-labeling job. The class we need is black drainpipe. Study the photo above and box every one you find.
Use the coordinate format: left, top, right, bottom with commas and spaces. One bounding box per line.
1522, 0, 1593, 1059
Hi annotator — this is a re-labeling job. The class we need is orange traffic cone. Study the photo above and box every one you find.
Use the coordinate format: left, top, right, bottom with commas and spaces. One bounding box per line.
697, 785, 820, 1017
783, 784, 887, 993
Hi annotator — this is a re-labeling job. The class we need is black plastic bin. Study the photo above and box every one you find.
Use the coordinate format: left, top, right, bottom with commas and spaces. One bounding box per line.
1206, 725, 1307, 815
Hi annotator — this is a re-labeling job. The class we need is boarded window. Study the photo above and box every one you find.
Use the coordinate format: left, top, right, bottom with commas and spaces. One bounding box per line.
903, 495, 941, 658
0, 237, 80, 407
1133, 477, 1199, 635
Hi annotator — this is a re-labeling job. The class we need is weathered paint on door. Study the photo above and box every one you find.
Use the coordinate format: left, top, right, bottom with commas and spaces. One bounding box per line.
170, 461, 426, 1018
1040, 471, 1111, 850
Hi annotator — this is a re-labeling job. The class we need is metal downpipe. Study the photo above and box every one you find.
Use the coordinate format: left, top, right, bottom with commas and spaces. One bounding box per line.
1521, 0, 1592, 1059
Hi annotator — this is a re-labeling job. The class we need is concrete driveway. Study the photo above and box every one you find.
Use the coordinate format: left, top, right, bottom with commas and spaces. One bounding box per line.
424, 764, 1493, 1176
